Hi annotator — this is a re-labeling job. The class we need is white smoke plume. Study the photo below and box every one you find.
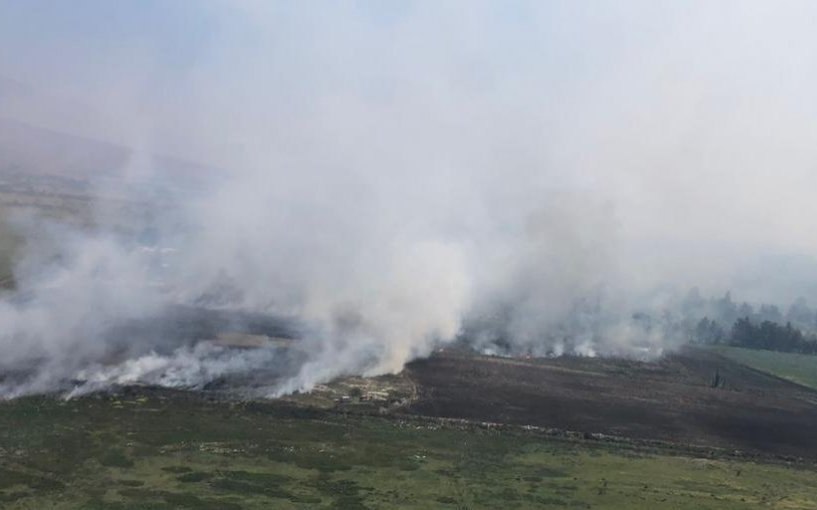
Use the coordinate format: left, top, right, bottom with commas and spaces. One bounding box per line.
1, 1, 817, 396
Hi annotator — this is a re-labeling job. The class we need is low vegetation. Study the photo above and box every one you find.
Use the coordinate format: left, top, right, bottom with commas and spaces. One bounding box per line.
0, 209, 21, 289
711, 345, 817, 390
1, 391, 816, 509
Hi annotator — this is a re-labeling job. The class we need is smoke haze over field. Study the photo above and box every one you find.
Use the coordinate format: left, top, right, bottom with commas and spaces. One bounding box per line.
2, 1, 817, 396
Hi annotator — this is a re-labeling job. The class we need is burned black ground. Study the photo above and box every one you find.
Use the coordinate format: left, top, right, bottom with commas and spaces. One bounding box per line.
404, 347, 817, 460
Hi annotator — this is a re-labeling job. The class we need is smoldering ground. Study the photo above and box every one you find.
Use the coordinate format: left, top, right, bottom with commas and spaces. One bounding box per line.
1, 1, 817, 397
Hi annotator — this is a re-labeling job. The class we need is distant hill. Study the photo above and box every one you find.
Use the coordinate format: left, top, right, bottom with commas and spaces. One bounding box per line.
0, 116, 129, 181
0, 75, 215, 191
0, 74, 111, 143
0, 116, 213, 190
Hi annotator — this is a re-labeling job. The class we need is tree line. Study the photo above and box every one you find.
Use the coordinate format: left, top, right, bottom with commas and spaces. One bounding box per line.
693, 316, 817, 354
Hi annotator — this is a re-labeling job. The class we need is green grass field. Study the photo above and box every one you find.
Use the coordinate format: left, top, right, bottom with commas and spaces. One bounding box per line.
710, 345, 817, 390
1, 392, 816, 509
0, 210, 21, 289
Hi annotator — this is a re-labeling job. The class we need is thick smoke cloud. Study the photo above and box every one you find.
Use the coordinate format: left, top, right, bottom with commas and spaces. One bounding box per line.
1, 1, 817, 396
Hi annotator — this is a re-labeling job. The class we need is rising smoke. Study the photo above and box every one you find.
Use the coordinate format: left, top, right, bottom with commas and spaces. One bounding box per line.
1, 1, 817, 397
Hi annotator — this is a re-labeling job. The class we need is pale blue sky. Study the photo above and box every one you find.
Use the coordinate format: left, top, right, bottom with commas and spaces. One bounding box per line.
0, 1, 674, 99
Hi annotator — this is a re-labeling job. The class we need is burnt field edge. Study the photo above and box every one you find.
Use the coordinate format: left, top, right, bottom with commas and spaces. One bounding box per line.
11, 381, 814, 470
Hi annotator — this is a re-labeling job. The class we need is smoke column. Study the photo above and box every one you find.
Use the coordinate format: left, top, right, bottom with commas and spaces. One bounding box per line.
1, 1, 817, 396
